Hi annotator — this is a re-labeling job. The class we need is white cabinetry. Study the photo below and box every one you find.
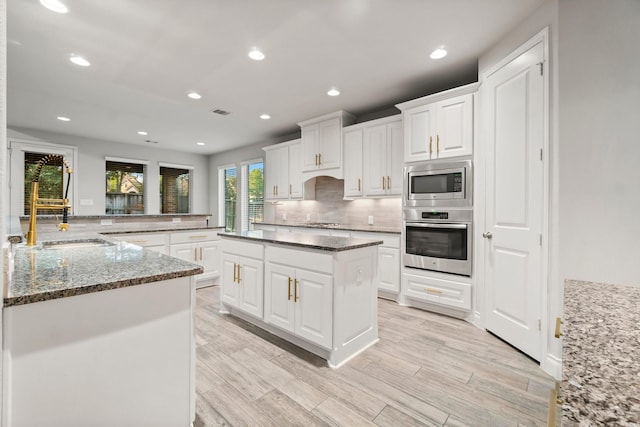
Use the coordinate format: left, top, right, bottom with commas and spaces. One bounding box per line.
170, 230, 221, 287
298, 110, 356, 180
396, 83, 479, 163
110, 232, 169, 255
402, 270, 471, 311
343, 115, 403, 198
264, 261, 333, 349
220, 239, 264, 319
263, 139, 313, 201
351, 231, 400, 295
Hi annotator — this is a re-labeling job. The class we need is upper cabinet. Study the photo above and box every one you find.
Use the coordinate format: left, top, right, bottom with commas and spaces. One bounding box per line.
298, 111, 356, 180
263, 139, 314, 201
343, 115, 403, 198
396, 82, 479, 163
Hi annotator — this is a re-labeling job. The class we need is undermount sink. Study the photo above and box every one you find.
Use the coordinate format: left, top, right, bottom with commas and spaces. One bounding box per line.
42, 239, 115, 249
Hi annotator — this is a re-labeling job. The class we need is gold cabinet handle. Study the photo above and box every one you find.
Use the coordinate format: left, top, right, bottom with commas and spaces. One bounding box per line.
382, 176, 385, 190
189, 235, 208, 239
287, 277, 292, 301
315, 154, 318, 166
318, 153, 321, 165
200, 247, 203, 261
294, 278, 299, 302
437, 134, 440, 153
237, 264, 241, 283
554, 317, 563, 338
289, 184, 292, 195
358, 178, 361, 192
194, 248, 197, 261
127, 240, 148, 244
429, 136, 433, 155
387, 176, 391, 190
233, 263, 237, 283
424, 288, 442, 294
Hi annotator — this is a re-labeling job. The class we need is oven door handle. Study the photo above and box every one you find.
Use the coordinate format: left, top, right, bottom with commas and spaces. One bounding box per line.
405, 222, 468, 229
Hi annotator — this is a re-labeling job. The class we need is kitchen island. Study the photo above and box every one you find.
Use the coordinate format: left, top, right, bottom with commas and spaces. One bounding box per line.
3, 236, 202, 427
219, 230, 382, 368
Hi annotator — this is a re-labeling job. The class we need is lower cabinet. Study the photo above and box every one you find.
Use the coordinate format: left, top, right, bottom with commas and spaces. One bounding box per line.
170, 230, 222, 287
110, 232, 169, 254
351, 231, 401, 294
264, 263, 333, 349
402, 270, 471, 311
221, 240, 264, 319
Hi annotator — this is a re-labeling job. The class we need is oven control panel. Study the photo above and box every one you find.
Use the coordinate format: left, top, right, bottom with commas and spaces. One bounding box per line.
421, 212, 449, 220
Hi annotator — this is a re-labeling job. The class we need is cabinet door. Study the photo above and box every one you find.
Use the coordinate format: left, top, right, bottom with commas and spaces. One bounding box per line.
402, 272, 471, 310
170, 242, 196, 264
199, 240, 221, 279
288, 140, 304, 199
378, 247, 400, 292
435, 93, 473, 159
221, 254, 239, 307
294, 269, 333, 349
265, 146, 288, 200
404, 103, 436, 162
264, 263, 296, 333
301, 124, 319, 171
363, 124, 387, 196
317, 117, 341, 170
343, 129, 363, 197
387, 121, 404, 195
237, 257, 264, 319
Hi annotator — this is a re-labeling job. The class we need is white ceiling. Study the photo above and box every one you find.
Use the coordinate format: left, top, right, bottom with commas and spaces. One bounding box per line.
7, 0, 547, 155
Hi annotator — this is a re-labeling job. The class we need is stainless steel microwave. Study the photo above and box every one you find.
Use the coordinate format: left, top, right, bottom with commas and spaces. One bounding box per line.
405, 160, 472, 208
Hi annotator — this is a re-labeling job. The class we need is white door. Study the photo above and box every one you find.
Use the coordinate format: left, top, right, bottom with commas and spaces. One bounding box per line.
288, 141, 304, 199
264, 264, 296, 333
295, 269, 332, 349
343, 129, 363, 197
221, 254, 239, 307
364, 124, 387, 196
170, 243, 196, 264
237, 257, 264, 319
403, 103, 436, 162
317, 118, 341, 169
435, 93, 473, 159
483, 41, 545, 360
199, 240, 221, 278
387, 121, 404, 195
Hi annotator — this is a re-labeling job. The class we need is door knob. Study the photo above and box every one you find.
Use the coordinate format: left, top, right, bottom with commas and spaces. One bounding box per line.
482, 232, 493, 239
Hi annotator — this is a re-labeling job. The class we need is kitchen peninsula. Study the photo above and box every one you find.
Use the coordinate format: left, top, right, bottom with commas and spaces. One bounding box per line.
219, 230, 382, 368
3, 235, 203, 427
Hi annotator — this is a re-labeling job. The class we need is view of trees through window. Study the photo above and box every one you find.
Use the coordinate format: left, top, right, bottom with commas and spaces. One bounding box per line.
245, 162, 264, 230
105, 160, 144, 214
224, 167, 237, 231
24, 152, 63, 215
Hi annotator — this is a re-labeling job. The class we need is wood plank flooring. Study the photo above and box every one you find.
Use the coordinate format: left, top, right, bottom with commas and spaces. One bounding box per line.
194, 286, 554, 427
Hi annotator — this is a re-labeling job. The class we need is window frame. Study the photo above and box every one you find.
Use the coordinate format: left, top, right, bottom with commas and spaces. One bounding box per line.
217, 164, 237, 231
8, 139, 79, 217
105, 156, 148, 215
240, 158, 264, 232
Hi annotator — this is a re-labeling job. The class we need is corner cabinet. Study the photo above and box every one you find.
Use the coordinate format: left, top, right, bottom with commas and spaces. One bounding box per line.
263, 139, 314, 201
343, 115, 403, 198
396, 83, 479, 163
220, 239, 264, 319
298, 110, 356, 180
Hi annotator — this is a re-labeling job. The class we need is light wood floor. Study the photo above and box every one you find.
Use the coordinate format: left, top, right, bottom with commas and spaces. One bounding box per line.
194, 285, 554, 427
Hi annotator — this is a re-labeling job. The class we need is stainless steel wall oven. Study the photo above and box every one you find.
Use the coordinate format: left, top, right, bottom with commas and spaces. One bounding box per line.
403, 207, 472, 277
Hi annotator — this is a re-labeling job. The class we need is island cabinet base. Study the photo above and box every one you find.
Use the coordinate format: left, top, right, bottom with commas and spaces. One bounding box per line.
2, 277, 196, 427
220, 242, 379, 368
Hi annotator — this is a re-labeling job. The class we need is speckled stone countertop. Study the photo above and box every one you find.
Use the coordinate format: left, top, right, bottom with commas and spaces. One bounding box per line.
219, 230, 383, 252
562, 279, 640, 425
254, 221, 401, 234
101, 225, 224, 235
5, 236, 203, 307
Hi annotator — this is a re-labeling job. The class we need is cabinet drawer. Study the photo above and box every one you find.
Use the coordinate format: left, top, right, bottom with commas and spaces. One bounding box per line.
221, 239, 264, 259
113, 232, 168, 247
170, 230, 219, 244
266, 246, 333, 274
403, 272, 471, 310
351, 232, 400, 249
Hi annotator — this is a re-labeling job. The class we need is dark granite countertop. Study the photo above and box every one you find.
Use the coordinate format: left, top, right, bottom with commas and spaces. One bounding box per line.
562, 279, 640, 425
219, 230, 383, 252
5, 236, 203, 307
101, 225, 223, 235
254, 221, 401, 234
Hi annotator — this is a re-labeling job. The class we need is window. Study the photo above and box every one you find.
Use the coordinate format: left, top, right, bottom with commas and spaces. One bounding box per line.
241, 161, 264, 231
23, 152, 64, 216
160, 165, 191, 214
218, 166, 237, 232
105, 159, 145, 214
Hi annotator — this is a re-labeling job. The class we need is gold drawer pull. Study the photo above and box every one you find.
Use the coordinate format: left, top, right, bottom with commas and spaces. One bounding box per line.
237, 265, 241, 283
294, 278, 299, 302
358, 178, 361, 192
127, 240, 148, 244
554, 317, 563, 338
429, 136, 433, 155
189, 235, 208, 239
233, 263, 237, 282
287, 277, 292, 301
424, 288, 442, 294
437, 134, 440, 153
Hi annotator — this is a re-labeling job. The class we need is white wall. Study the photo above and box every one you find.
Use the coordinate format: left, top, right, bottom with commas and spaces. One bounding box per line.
558, 0, 640, 287
8, 127, 211, 216
1, 0, 7, 419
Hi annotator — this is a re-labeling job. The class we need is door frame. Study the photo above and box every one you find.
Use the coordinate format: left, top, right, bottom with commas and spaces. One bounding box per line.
474, 27, 555, 374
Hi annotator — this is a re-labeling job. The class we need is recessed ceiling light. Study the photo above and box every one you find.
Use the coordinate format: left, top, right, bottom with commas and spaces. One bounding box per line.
40, 0, 68, 13
70, 54, 90, 67
57, 116, 70, 122
187, 91, 202, 100
430, 48, 448, 60
260, 114, 271, 120
248, 48, 265, 61
196, 142, 205, 146
137, 131, 148, 136
327, 88, 340, 97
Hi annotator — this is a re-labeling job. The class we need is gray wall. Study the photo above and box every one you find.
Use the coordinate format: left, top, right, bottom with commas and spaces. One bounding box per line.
558, 0, 640, 287
8, 127, 211, 215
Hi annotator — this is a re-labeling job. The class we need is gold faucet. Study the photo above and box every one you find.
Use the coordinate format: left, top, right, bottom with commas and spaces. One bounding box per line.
26, 154, 73, 246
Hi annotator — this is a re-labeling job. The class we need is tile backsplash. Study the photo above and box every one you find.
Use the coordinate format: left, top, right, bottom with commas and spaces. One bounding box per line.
264, 176, 401, 228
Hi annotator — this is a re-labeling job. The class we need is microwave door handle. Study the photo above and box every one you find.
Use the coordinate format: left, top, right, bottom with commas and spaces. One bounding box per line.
406, 222, 468, 229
